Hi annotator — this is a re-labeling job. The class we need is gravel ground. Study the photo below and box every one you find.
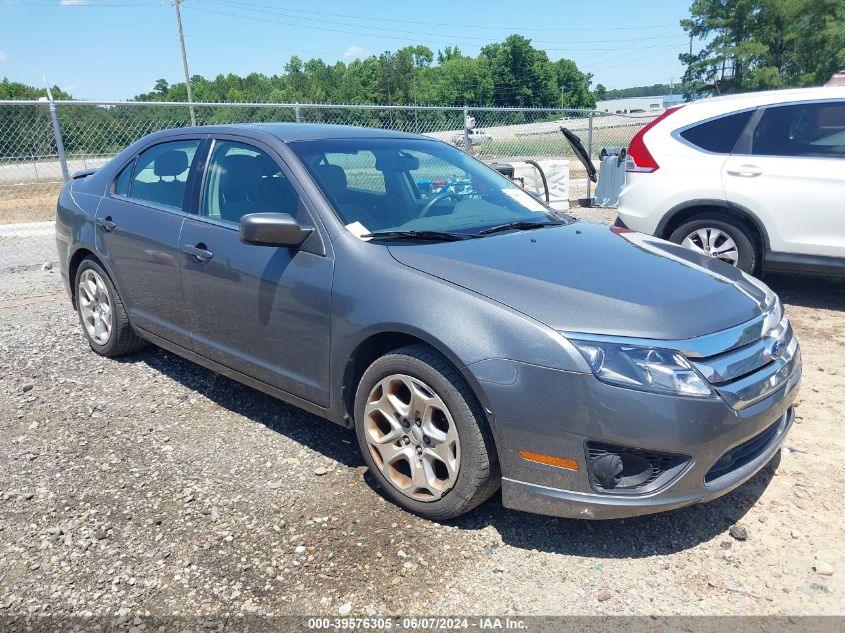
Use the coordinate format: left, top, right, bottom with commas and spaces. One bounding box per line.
1, 210, 843, 620
0, 222, 56, 273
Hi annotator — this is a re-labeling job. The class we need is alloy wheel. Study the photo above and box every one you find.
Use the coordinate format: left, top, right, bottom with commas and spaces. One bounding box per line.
681, 227, 739, 266
78, 269, 113, 345
363, 373, 460, 501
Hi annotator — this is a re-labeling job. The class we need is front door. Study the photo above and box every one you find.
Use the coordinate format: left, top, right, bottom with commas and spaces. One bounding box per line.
722, 100, 845, 258
179, 138, 333, 406
96, 138, 203, 348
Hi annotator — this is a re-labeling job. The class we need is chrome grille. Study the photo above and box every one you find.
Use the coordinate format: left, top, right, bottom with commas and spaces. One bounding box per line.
692, 313, 791, 384
690, 311, 800, 410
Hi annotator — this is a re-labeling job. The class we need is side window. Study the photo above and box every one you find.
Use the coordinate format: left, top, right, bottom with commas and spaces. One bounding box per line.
113, 160, 134, 197
679, 110, 754, 153
129, 140, 200, 209
202, 140, 301, 225
752, 101, 845, 158
323, 151, 386, 193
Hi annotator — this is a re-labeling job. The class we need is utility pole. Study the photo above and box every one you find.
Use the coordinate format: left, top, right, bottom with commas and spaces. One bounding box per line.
174, 0, 196, 126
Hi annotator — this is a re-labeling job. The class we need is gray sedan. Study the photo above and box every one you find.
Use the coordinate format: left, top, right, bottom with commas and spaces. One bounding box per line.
56, 124, 801, 520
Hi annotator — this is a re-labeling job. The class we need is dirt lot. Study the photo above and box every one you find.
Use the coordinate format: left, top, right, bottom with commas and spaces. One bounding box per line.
1, 210, 843, 621
0, 191, 58, 224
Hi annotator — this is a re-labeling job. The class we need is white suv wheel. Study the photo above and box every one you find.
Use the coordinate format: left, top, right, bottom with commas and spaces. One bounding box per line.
681, 228, 740, 266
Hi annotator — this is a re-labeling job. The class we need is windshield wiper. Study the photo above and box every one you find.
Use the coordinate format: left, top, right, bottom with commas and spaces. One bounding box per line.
477, 220, 563, 236
362, 230, 473, 242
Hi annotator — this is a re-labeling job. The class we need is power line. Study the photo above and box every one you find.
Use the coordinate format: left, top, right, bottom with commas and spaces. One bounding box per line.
589, 46, 684, 74
180, 25, 684, 66
7, 1, 157, 6
185, 5, 686, 53
195, 0, 677, 33
197, 0, 679, 46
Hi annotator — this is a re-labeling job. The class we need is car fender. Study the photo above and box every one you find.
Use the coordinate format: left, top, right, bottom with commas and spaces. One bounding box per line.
328, 234, 589, 426
656, 198, 771, 252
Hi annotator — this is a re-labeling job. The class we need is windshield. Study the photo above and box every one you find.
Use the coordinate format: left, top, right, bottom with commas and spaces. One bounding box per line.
289, 138, 570, 237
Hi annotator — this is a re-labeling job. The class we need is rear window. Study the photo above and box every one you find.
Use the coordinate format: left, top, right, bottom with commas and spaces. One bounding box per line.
752, 101, 845, 158
679, 110, 754, 154
128, 140, 200, 210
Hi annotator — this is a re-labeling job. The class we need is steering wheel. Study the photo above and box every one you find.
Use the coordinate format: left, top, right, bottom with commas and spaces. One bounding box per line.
419, 191, 464, 217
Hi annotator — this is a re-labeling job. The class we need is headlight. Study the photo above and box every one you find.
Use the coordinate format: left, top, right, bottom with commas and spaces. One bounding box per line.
570, 339, 712, 398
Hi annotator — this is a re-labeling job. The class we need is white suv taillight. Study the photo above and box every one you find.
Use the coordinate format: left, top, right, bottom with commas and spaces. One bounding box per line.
625, 106, 684, 173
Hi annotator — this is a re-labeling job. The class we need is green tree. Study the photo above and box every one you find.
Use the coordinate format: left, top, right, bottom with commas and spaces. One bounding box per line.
551, 58, 596, 109
433, 55, 494, 106
680, 0, 845, 96
480, 35, 558, 107
604, 83, 675, 99
594, 83, 607, 100
0, 79, 72, 161
24, 36, 595, 112
0, 78, 71, 100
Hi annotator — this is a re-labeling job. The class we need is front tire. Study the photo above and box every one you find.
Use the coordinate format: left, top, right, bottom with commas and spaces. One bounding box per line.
669, 213, 758, 274
354, 345, 499, 520
75, 257, 146, 357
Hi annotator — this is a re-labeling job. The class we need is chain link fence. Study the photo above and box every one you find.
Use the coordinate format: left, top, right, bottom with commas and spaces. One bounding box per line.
0, 99, 656, 270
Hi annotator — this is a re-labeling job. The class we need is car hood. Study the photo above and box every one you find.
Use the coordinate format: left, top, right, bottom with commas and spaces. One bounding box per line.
388, 222, 772, 340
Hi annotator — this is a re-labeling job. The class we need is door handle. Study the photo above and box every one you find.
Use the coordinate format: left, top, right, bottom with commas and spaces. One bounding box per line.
182, 243, 214, 263
726, 165, 763, 178
96, 216, 116, 232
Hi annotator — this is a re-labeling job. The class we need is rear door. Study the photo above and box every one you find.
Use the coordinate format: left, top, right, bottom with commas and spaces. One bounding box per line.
721, 100, 845, 257
179, 136, 333, 406
95, 137, 205, 348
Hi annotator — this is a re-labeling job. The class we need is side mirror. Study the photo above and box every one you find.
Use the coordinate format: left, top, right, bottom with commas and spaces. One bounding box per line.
239, 213, 313, 248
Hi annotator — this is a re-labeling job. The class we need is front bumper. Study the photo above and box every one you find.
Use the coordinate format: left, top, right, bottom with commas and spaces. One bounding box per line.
466, 352, 801, 520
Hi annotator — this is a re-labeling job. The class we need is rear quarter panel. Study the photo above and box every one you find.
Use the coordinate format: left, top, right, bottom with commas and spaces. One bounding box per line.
56, 178, 102, 299
618, 104, 731, 235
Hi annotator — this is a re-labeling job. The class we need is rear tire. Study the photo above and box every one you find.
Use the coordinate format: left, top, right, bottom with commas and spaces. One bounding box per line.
75, 257, 146, 358
354, 344, 500, 520
669, 213, 758, 274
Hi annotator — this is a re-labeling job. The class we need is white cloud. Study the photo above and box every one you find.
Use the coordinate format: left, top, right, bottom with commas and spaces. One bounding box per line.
60, 0, 92, 5
0, 50, 6, 62
343, 46, 366, 60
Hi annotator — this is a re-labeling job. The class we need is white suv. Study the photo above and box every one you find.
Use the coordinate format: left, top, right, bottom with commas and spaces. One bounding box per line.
617, 87, 845, 275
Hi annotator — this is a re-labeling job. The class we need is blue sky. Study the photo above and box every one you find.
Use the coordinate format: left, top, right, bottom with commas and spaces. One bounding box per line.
1, 0, 692, 100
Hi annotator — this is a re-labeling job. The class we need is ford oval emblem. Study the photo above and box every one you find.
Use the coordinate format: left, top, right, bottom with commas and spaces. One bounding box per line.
767, 338, 786, 360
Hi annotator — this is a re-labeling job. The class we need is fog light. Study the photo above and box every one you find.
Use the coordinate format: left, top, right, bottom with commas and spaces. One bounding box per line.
592, 454, 623, 488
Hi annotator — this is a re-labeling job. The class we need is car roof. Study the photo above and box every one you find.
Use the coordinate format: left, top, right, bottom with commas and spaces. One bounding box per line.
688, 86, 845, 110
151, 122, 428, 143
655, 86, 845, 131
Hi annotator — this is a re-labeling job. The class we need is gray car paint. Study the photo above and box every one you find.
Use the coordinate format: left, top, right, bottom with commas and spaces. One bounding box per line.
387, 222, 770, 339
57, 123, 800, 519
